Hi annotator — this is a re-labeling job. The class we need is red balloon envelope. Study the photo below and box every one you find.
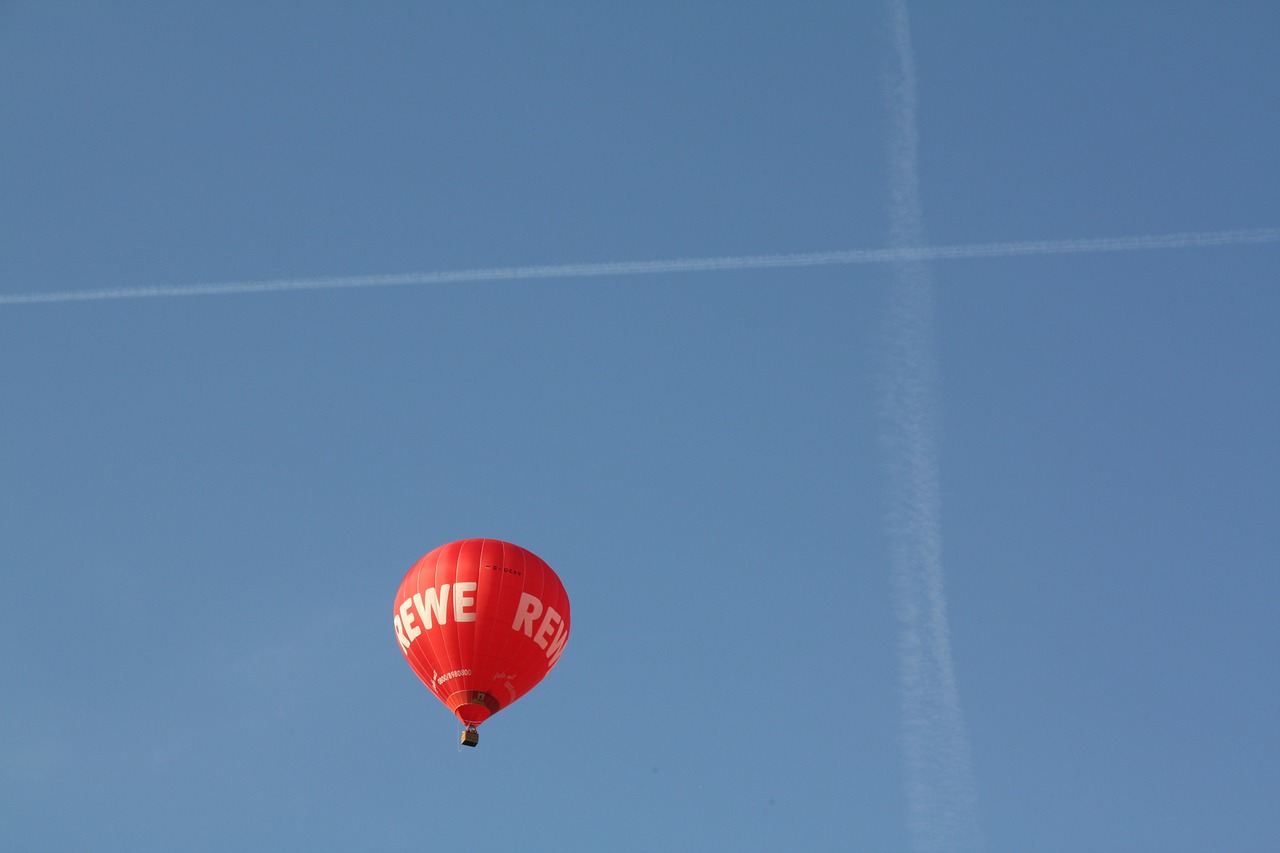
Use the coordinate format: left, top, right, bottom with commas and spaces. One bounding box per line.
393, 538, 571, 731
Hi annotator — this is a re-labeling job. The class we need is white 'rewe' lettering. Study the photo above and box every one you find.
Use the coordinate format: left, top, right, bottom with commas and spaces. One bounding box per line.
395, 586, 568, 669
513, 592, 569, 667
394, 581, 479, 649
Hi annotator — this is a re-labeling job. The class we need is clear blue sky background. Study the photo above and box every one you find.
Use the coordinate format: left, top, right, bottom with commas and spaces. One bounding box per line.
2, 3, 1277, 851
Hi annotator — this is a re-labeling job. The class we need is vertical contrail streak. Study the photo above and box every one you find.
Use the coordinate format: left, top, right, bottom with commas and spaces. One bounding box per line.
881, 2, 983, 851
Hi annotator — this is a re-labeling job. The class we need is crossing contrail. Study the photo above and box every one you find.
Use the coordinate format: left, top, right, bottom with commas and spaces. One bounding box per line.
881, 1, 983, 850
1, 227, 1276, 306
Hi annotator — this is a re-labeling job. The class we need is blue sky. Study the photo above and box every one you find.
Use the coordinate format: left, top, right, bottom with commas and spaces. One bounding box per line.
2, 3, 1277, 851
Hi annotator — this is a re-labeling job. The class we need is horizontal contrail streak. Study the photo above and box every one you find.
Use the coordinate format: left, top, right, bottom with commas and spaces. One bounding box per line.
2, 226, 1276, 306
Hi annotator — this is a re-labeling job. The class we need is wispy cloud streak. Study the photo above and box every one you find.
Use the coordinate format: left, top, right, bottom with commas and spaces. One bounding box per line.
2, 227, 1275, 306
881, 1, 983, 850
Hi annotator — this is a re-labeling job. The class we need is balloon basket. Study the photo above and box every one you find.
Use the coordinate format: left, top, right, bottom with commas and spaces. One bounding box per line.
461, 726, 479, 748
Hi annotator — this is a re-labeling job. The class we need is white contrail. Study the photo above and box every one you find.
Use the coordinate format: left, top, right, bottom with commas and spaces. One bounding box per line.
882, 1, 983, 851
1, 227, 1275, 306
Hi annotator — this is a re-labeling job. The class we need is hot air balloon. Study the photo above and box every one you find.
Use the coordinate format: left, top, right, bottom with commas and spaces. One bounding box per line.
393, 538, 571, 747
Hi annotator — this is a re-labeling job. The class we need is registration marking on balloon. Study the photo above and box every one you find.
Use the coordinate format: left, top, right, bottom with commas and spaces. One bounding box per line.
393, 539, 571, 740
